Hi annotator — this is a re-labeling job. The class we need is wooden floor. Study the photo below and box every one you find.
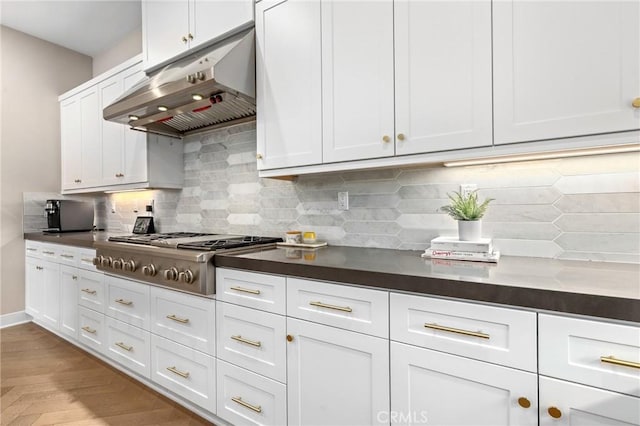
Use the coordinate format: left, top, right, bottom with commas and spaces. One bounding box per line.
1, 323, 214, 425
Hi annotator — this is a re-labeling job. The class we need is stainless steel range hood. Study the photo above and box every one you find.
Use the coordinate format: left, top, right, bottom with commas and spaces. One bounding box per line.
104, 29, 256, 139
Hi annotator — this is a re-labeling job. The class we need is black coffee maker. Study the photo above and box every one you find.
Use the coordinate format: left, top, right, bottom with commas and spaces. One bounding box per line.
45, 200, 94, 232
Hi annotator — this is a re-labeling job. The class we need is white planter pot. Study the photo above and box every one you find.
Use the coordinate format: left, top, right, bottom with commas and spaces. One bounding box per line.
458, 220, 482, 241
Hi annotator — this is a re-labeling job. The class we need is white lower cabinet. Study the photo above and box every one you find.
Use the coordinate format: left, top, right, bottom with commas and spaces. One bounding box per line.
151, 335, 216, 412
78, 306, 106, 354
217, 359, 287, 426
105, 275, 150, 329
25, 256, 44, 320
40, 260, 61, 331
391, 341, 538, 426
59, 265, 79, 339
105, 316, 151, 378
539, 376, 640, 426
78, 269, 105, 313
286, 317, 390, 426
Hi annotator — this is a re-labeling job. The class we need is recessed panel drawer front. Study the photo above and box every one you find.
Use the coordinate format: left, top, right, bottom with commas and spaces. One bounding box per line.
287, 278, 389, 338
39, 243, 59, 260
151, 335, 216, 412
77, 248, 98, 271
58, 246, 79, 267
78, 306, 105, 354
78, 270, 105, 313
390, 293, 537, 372
217, 359, 287, 426
150, 286, 215, 356
105, 276, 150, 329
539, 314, 640, 397
217, 302, 286, 383
25, 240, 42, 258
216, 268, 286, 315
105, 316, 151, 378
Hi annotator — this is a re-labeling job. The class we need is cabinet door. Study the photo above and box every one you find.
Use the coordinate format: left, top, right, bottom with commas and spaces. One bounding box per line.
143, 0, 189, 70
321, 0, 395, 163
190, 0, 254, 51
391, 342, 537, 426
59, 265, 79, 340
287, 318, 389, 426
539, 376, 640, 426
25, 257, 43, 319
99, 74, 125, 186
79, 87, 102, 188
40, 260, 61, 330
256, 0, 322, 169
60, 97, 82, 189
394, 0, 492, 155
122, 66, 148, 184
493, 1, 640, 144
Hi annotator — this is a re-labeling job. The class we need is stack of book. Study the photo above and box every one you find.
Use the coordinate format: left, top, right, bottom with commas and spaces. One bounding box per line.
421, 236, 500, 263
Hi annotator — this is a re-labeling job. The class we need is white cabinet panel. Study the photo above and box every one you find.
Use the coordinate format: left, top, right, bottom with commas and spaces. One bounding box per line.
143, 0, 189, 70
105, 276, 150, 330
190, 0, 253, 52
78, 306, 106, 354
60, 265, 79, 340
105, 317, 151, 378
25, 257, 43, 319
79, 88, 101, 188
40, 260, 61, 331
99, 74, 125, 186
256, 0, 323, 169
216, 268, 286, 315
493, 0, 640, 144
121, 66, 148, 185
78, 269, 105, 314
60, 97, 82, 189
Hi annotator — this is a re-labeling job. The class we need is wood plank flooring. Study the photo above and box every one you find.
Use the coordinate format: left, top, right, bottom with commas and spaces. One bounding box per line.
1, 323, 214, 425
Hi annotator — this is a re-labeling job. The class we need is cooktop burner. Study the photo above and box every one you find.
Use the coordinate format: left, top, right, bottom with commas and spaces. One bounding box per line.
108, 232, 217, 245
176, 236, 283, 251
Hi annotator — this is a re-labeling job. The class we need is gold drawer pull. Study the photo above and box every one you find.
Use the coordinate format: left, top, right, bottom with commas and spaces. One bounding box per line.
81, 326, 96, 334
231, 335, 262, 347
309, 301, 352, 313
72, 275, 78, 280
518, 397, 531, 409
81, 258, 94, 262
26, 248, 37, 252
81, 288, 97, 295
166, 314, 190, 324
42, 250, 55, 255
424, 323, 490, 339
115, 342, 133, 351
60, 254, 74, 259
230, 286, 261, 295
231, 396, 262, 413
115, 298, 132, 306
601, 356, 640, 369
548, 407, 562, 419
166, 366, 190, 378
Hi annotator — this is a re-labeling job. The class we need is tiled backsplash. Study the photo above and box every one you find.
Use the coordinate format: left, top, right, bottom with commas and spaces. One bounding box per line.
29, 122, 639, 263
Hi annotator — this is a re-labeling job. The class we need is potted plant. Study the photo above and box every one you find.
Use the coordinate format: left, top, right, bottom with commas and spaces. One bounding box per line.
440, 190, 494, 241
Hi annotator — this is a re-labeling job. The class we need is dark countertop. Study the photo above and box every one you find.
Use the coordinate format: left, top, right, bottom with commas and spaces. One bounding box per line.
215, 246, 640, 323
24, 231, 114, 249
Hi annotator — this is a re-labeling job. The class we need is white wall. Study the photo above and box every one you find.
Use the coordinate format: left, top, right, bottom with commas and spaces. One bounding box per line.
92, 27, 142, 77
0, 26, 92, 315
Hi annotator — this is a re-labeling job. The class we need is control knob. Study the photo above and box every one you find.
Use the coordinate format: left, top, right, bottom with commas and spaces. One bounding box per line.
123, 260, 137, 272
142, 264, 157, 277
100, 256, 113, 268
92, 257, 100, 266
163, 267, 179, 281
178, 269, 195, 284
112, 258, 124, 270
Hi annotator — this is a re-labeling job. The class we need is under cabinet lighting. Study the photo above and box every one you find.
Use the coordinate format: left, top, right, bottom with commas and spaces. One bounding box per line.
157, 105, 168, 112
192, 94, 204, 101
128, 115, 139, 121
442, 144, 640, 167
104, 188, 150, 194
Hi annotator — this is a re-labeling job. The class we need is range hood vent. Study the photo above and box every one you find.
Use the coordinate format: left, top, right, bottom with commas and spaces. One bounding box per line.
103, 29, 256, 139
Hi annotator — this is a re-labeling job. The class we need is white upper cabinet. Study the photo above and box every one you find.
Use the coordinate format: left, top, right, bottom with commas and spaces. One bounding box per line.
143, 0, 254, 71
321, 0, 395, 163
256, 0, 322, 169
60, 97, 82, 189
493, 0, 640, 144
99, 73, 126, 186
121, 66, 148, 185
394, 0, 492, 155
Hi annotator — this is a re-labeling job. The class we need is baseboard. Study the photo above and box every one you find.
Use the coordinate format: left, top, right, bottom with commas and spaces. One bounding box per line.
0, 311, 32, 329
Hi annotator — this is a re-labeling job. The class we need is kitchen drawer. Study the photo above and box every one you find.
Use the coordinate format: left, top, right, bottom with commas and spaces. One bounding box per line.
217, 268, 286, 315
105, 276, 150, 329
57, 245, 79, 267
287, 277, 389, 338
150, 286, 215, 356
78, 270, 105, 313
217, 359, 287, 426
151, 335, 216, 412
25, 240, 41, 258
39, 243, 59, 260
77, 248, 98, 271
105, 316, 151, 378
217, 301, 286, 383
78, 306, 105, 354
390, 293, 537, 372
539, 314, 640, 397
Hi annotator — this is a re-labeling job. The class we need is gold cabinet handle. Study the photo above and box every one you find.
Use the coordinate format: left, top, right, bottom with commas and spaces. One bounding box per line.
382, 135, 391, 143
309, 301, 352, 313
166, 314, 190, 324
231, 396, 262, 413
36, 266, 43, 270
60, 254, 74, 259
74, 179, 82, 183
81, 326, 96, 334
115, 173, 124, 178
256, 153, 263, 160
115, 342, 133, 351
548, 407, 562, 419
286, 334, 294, 342
81, 288, 97, 295
231, 335, 262, 347
26, 248, 37, 252
166, 366, 190, 378
72, 275, 78, 280
632, 97, 640, 108
181, 35, 188, 43
230, 286, 261, 295
601, 355, 640, 369
42, 251, 55, 255
397, 133, 406, 141
115, 298, 132, 306
81, 258, 93, 263
518, 397, 531, 409
424, 323, 490, 339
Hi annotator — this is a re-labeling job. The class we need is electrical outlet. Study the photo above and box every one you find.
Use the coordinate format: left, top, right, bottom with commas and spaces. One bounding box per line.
338, 192, 349, 210
460, 184, 477, 197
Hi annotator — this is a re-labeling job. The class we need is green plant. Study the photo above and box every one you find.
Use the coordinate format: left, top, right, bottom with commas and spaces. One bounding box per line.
440, 190, 494, 221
